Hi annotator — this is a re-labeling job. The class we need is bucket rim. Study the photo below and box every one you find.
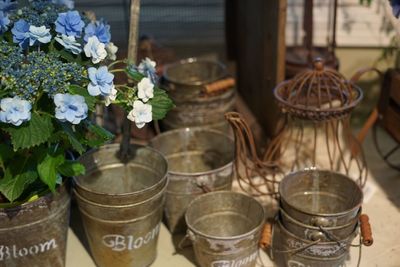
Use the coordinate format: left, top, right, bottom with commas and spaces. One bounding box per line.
279, 169, 363, 217
74, 144, 168, 198
150, 127, 234, 176
162, 57, 227, 87
0, 182, 68, 212
72, 180, 167, 209
185, 191, 265, 241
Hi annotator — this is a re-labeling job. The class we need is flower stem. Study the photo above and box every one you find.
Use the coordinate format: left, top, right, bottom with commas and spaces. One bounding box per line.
108, 60, 126, 69
109, 69, 126, 73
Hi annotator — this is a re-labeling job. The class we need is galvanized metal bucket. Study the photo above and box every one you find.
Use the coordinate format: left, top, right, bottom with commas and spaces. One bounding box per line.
74, 144, 168, 267
279, 169, 363, 228
273, 169, 363, 266
161, 58, 236, 132
150, 127, 234, 233
0, 183, 70, 267
185, 191, 265, 267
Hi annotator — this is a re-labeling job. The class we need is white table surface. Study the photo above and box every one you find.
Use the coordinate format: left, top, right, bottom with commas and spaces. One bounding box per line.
66, 131, 400, 267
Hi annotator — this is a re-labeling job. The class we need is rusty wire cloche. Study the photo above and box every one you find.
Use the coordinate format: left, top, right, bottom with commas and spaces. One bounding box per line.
274, 59, 363, 121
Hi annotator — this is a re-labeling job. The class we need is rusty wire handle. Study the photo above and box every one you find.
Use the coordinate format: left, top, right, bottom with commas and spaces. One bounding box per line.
350, 67, 383, 84
360, 214, 373, 246
204, 78, 235, 95
349, 67, 383, 157
196, 183, 212, 193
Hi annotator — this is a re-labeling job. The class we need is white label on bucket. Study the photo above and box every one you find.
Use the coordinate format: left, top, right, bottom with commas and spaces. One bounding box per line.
287, 238, 346, 257
102, 224, 160, 252
211, 251, 258, 267
0, 238, 57, 261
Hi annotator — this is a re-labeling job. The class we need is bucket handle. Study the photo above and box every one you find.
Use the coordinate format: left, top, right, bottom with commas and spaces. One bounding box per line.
176, 231, 194, 252
195, 182, 212, 193
203, 78, 235, 95
360, 214, 373, 246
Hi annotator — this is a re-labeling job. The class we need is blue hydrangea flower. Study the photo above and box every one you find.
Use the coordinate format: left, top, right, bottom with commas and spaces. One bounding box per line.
0, 0, 17, 14
55, 34, 82, 54
0, 97, 32, 126
0, 11, 10, 34
138, 57, 157, 83
52, 0, 74, 9
87, 66, 114, 96
54, 93, 88, 124
391, 0, 400, 18
11, 19, 30, 49
55, 11, 85, 37
28, 26, 52, 46
84, 21, 111, 44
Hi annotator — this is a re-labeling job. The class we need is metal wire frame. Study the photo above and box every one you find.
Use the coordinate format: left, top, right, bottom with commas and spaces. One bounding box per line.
225, 112, 283, 198
225, 60, 368, 198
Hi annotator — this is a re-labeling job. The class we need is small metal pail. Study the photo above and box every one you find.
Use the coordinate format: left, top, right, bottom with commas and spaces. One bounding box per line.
161, 58, 236, 132
74, 144, 168, 267
0, 183, 70, 267
279, 169, 363, 228
274, 219, 357, 267
185, 191, 265, 267
150, 127, 234, 233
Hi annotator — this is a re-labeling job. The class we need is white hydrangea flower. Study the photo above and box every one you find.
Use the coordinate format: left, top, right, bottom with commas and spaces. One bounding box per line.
104, 86, 117, 106
137, 77, 154, 102
106, 42, 118, 61
127, 100, 152, 129
84, 36, 107, 64
55, 34, 82, 55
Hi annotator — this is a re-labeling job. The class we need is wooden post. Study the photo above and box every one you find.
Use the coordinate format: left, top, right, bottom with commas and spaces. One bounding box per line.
119, 0, 141, 160
227, 0, 287, 138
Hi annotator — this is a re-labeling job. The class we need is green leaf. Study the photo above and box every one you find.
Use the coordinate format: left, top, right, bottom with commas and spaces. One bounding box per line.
149, 87, 174, 120
61, 123, 86, 154
68, 84, 97, 111
85, 122, 114, 148
57, 160, 85, 177
2, 113, 54, 151
37, 152, 65, 192
0, 144, 13, 169
0, 170, 38, 202
125, 68, 145, 82
88, 122, 114, 140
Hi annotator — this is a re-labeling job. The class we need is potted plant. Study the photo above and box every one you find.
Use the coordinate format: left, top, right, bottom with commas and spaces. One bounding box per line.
0, 0, 173, 266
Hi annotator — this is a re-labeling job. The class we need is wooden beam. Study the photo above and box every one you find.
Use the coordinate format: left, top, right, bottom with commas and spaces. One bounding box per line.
228, 0, 287, 138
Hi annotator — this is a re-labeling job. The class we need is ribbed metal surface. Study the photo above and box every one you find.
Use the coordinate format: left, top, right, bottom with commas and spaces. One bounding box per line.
75, 0, 224, 46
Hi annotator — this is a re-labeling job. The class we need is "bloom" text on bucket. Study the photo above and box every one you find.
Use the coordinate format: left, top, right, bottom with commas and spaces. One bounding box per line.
102, 224, 160, 252
0, 238, 57, 261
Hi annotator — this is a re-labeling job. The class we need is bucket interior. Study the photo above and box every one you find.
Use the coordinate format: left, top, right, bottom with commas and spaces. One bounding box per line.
280, 170, 362, 215
150, 128, 234, 174
186, 192, 264, 238
164, 60, 226, 86
76, 145, 167, 194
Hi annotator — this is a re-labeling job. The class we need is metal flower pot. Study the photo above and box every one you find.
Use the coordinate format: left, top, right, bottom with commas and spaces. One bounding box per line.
74, 144, 168, 267
0, 183, 70, 267
161, 58, 236, 132
185, 191, 265, 267
150, 127, 234, 233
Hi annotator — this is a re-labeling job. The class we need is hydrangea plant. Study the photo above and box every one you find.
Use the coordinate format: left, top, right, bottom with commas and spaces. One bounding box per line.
0, 0, 173, 205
